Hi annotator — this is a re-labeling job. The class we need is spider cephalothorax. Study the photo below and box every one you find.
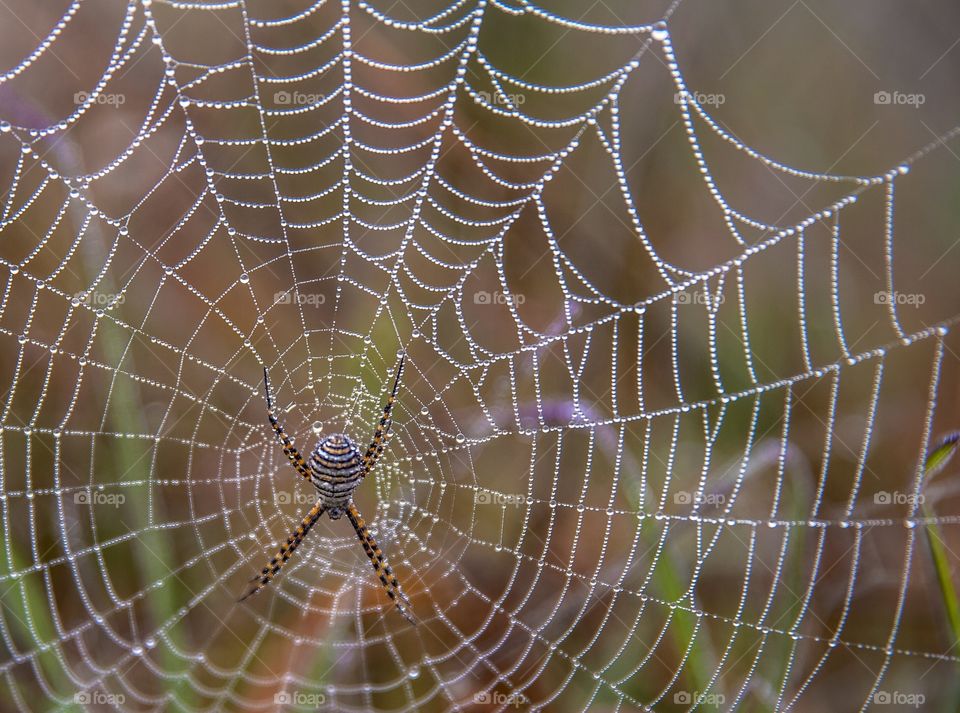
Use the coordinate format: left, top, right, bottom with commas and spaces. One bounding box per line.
240, 356, 413, 623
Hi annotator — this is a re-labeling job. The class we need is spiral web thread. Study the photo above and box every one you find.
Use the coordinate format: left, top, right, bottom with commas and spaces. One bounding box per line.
0, 0, 959, 711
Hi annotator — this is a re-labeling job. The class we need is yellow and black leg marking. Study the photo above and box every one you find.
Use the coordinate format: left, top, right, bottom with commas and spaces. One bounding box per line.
240, 500, 326, 601
360, 354, 404, 477
346, 501, 414, 624
263, 367, 313, 482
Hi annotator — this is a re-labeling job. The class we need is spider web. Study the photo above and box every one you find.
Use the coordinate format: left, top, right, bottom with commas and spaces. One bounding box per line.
1, 0, 960, 710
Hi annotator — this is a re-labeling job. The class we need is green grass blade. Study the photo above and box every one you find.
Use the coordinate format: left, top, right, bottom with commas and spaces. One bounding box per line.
922, 433, 960, 653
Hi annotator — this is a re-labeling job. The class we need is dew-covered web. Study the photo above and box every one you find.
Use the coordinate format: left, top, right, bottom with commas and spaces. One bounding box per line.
2, 0, 960, 711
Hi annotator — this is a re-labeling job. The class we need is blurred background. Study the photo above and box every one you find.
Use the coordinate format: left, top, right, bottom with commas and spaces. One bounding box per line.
0, 0, 959, 710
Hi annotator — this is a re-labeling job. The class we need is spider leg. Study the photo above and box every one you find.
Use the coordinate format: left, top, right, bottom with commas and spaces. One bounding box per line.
240, 500, 326, 601
263, 367, 313, 483
345, 501, 414, 624
360, 354, 404, 477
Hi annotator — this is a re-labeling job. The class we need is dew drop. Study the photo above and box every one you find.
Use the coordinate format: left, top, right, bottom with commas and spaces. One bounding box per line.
239, 273, 250, 284
455, 433, 466, 444
311, 421, 323, 435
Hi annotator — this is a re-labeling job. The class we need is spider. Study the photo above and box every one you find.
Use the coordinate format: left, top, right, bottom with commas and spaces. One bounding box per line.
240, 355, 414, 624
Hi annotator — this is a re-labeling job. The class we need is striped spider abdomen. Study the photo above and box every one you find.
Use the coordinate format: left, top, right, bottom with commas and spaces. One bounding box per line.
310, 433, 363, 519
